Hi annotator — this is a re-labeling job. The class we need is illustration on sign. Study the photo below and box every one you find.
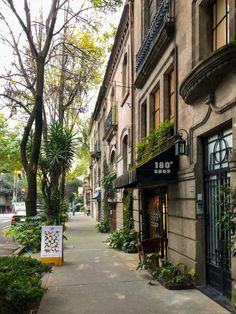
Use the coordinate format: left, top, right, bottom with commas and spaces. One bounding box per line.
41, 226, 63, 258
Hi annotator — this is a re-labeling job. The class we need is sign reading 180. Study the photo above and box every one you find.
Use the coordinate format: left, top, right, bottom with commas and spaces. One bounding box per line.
154, 161, 173, 174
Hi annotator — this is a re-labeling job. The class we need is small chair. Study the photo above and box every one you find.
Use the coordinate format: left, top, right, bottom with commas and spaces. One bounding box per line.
138, 238, 162, 268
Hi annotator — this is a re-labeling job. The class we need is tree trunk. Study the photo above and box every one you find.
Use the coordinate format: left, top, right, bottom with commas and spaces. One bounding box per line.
25, 56, 45, 217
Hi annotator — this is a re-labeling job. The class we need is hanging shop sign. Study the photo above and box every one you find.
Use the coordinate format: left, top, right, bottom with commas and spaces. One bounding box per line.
113, 145, 179, 189
41, 225, 63, 266
136, 145, 179, 183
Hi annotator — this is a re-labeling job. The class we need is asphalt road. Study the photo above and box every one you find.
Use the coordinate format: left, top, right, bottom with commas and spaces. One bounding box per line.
0, 214, 19, 256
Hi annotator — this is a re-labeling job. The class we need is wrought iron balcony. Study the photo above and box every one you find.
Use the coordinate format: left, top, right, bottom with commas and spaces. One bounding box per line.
104, 106, 118, 141
94, 141, 101, 154
90, 140, 101, 159
135, 0, 174, 88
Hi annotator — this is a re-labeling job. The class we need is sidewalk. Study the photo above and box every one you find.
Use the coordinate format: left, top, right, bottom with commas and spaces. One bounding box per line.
38, 214, 230, 314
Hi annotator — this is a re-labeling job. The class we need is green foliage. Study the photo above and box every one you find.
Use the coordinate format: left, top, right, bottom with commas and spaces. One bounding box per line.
217, 186, 236, 256
90, 0, 123, 12
0, 114, 21, 173
4, 217, 43, 252
100, 160, 117, 232
137, 253, 160, 271
136, 120, 174, 166
123, 191, 133, 229
106, 228, 138, 253
156, 259, 196, 285
0, 256, 52, 314
137, 257, 197, 286
40, 122, 77, 224
96, 220, 110, 233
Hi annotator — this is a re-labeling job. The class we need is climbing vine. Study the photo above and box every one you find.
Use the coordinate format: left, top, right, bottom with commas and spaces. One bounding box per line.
123, 191, 133, 229
99, 159, 116, 232
217, 186, 236, 256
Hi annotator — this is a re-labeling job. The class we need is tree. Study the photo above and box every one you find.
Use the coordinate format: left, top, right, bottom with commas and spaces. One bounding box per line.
40, 121, 76, 224
0, 114, 21, 173
0, 0, 123, 217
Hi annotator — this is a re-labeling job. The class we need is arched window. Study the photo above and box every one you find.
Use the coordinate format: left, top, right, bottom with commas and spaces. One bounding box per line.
122, 135, 128, 174
110, 151, 116, 170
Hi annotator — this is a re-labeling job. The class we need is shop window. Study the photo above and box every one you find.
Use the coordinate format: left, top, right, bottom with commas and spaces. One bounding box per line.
168, 70, 175, 121
213, 0, 229, 50
152, 88, 160, 129
141, 102, 147, 138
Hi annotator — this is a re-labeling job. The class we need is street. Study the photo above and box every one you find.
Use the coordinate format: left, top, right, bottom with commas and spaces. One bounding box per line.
0, 214, 19, 256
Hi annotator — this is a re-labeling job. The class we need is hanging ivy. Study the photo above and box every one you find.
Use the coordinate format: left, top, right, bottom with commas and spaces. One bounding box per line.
217, 185, 236, 256
136, 120, 174, 166
123, 191, 133, 229
97, 159, 116, 233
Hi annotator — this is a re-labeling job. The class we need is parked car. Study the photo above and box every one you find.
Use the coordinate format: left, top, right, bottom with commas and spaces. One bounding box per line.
11, 206, 46, 226
11, 210, 26, 225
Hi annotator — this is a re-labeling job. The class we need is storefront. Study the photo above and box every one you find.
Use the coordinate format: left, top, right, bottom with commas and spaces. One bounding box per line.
114, 145, 179, 257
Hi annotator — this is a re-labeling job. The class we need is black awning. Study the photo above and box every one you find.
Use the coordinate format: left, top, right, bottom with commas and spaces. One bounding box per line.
113, 171, 137, 189
114, 145, 179, 189
135, 144, 179, 183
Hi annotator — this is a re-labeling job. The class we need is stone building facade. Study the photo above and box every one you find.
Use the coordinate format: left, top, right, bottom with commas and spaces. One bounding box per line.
89, 0, 236, 304
89, 3, 133, 230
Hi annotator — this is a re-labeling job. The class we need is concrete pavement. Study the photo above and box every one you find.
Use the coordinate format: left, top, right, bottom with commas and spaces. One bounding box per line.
38, 214, 230, 314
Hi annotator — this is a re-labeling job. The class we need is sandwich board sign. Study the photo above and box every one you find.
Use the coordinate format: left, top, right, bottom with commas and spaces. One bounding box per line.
41, 225, 63, 266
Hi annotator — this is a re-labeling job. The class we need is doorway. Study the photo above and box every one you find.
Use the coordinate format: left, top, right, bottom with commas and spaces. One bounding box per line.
142, 187, 168, 258
204, 128, 232, 298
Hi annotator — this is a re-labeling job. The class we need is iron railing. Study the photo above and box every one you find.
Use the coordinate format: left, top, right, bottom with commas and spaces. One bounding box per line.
136, 0, 174, 72
94, 141, 101, 154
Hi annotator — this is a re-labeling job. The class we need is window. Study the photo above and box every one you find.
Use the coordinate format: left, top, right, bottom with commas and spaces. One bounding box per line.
168, 70, 175, 121
213, 0, 229, 50
122, 53, 128, 97
153, 88, 160, 129
122, 135, 128, 174
141, 102, 147, 138
110, 151, 116, 170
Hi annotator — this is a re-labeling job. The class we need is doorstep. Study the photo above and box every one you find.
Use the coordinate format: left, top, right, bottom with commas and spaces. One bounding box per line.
197, 285, 236, 314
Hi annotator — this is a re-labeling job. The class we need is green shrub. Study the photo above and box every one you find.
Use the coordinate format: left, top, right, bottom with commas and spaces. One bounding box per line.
154, 259, 196, 285
106, 228, 138, 253
4, 218, 43, 252
0, 256, 52, 314
96, 220, 110, 233
136, 120, 174, 165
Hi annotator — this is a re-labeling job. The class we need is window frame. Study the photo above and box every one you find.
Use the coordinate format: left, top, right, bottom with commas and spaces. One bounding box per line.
212, 0, 229, 51
168, 69, 175, 121
152, 88, 160, 129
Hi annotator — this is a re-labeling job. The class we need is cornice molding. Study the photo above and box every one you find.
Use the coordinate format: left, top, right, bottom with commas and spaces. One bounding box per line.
134, 22, 175, 89
180, 42, 236, 105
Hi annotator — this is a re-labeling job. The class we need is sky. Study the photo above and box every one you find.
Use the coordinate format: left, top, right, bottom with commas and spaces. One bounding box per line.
0, 0, 123, 125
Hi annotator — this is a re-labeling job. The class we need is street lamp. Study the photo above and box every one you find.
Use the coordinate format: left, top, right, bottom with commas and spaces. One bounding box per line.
175, 129, 189, 156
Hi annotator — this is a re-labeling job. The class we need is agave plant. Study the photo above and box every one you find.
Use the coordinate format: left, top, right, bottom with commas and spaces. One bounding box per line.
40, 122, 77, 224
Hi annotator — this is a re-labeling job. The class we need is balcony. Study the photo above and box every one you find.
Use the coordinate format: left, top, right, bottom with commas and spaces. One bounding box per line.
90, 140, 101, 160
103, 106, 117, 141
180, 42, 236, 104
135, 0, 175, 88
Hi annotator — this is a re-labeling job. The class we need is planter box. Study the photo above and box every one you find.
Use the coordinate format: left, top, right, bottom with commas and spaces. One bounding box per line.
158, 278, 195, 290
